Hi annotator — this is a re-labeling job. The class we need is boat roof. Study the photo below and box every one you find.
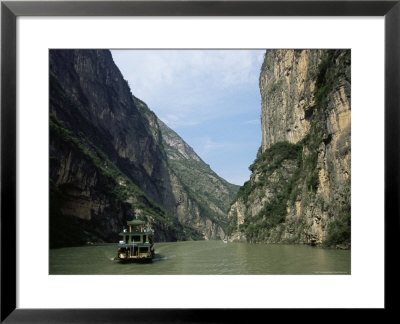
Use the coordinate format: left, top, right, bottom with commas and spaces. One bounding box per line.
119, 231, 153, 236
127, 220, 145, 225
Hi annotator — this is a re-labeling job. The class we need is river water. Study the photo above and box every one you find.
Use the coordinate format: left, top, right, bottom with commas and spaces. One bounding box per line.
49, 240, 350, 275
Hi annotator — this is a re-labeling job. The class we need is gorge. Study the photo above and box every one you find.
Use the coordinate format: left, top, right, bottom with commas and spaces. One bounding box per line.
49, 49, 351, 250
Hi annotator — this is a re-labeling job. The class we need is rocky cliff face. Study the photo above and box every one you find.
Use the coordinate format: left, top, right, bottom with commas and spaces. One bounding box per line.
227, 49, 351, 248
49, 49, 237, 247
157, 118, 239, 240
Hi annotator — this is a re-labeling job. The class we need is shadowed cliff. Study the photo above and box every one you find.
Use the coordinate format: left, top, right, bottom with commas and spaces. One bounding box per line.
49, 49, 238, 248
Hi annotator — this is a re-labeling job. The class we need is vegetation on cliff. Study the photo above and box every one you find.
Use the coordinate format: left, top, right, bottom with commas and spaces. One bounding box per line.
229, 141, 303, 242
228, 49, 351, 248
50, 98, 198, 248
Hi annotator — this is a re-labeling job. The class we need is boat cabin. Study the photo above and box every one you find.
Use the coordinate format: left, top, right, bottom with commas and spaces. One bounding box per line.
117, 220, 155, 262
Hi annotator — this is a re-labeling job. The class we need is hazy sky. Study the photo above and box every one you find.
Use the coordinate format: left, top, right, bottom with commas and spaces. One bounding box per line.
111, 50, 265, 186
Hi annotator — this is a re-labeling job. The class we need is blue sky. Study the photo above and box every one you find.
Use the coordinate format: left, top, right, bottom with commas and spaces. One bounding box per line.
111, 50, 265, 186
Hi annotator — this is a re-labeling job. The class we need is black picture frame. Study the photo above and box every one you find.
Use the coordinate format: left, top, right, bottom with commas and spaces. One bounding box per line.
1, 0, 399, 322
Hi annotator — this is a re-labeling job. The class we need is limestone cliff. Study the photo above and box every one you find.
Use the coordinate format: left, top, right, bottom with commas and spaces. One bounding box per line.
49, 49, 236, 247
227, 49, 351, 248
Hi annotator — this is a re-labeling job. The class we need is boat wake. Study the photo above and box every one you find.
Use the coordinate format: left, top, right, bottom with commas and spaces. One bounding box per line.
109, 256, 166, 262
152, 256, 167, 262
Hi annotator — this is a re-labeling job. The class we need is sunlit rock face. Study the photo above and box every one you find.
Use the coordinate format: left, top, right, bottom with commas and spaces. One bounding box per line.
228, 50, 351, 247
259, 49, 323, 150
49, 50, 238, 247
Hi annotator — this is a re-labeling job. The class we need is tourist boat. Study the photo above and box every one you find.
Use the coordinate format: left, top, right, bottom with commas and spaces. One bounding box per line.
116, 219, 155, 262
223, 239, 228, 243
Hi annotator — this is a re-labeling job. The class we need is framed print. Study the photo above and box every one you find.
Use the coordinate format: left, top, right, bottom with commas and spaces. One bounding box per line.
1, 0, 399, 322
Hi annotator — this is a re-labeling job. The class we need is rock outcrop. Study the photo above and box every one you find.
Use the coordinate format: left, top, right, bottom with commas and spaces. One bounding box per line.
227, 49, 351, 248
49, 49, 238, 247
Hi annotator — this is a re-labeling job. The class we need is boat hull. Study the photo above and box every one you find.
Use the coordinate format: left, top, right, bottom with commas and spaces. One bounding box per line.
117, 256, 153, 263
116, 247, 155, 263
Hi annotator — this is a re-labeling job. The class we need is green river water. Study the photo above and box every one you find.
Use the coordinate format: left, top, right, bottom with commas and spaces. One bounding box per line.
49, 240, 350, 275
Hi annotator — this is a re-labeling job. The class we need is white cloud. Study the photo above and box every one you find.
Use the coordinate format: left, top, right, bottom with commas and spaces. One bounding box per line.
111, 49, 264, 124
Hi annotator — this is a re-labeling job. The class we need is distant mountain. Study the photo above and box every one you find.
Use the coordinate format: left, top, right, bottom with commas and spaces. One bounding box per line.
156, 118, 240, 238
49, 49, 239, 248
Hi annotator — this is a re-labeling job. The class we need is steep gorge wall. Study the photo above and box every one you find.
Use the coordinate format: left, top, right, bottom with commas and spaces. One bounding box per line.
49, 49, 235, 247
259, 50, 323, 149
227, 49, 351, 247
50, 50, 190, 246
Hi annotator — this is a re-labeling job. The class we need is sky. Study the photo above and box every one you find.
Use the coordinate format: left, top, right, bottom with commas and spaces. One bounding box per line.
111, 50, 265, 186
